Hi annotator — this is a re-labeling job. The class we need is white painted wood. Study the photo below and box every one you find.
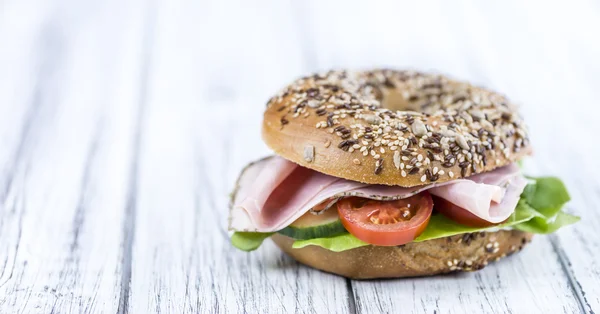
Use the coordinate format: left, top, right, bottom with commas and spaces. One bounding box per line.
351, 240, 581, 314
0, 0, 599, 313
128, 105, 351, 313
0, 0, 148, 312
523, 82, 600, 313
126, 1, 350, 313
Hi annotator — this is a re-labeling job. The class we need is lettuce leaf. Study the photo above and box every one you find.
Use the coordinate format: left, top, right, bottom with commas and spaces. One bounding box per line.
514, 177, 579, 233
231, 176, 579, 252
514, 211, 580, 234
521, 176, 570, 217
292, 233, 368, 252
231, 232, 273, 251
414, 200, 542, 241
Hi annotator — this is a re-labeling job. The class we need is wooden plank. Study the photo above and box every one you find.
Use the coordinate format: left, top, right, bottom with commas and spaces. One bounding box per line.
351, 240, 581, 313
128, 105, 351, 313
523, 88, 600, 314
126, 1, 351, 312
0, 0, 147, 312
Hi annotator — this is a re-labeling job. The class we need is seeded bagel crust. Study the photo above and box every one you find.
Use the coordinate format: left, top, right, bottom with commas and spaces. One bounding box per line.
263, 69, 532, 187
272, 230, 533, 279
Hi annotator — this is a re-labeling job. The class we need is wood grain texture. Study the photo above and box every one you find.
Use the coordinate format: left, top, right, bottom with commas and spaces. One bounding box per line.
0, 0, 149, 312
127, 106, 351, 314
0, 0, 598, 313
351, 239, 582, 314
125, 1, 351, 313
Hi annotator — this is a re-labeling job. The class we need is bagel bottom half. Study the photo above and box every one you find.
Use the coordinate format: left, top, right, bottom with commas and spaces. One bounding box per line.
272, 230, 533, 279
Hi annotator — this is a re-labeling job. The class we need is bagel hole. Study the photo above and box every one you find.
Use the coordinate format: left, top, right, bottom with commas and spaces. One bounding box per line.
381, 89, 421, 112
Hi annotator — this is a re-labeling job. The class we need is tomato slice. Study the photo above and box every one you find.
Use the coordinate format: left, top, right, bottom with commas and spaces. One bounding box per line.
431, 196, 504, 227
337, 193, 433, 246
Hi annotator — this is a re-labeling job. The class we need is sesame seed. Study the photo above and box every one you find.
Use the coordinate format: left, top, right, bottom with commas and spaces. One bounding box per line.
324, 140, 331, 148
338, 139, 358, 151
420, 175, 426, 182
393, 151, 401, 169
353, 159, 361, 165
456, 134, 470, 150
374, 158, 384, 174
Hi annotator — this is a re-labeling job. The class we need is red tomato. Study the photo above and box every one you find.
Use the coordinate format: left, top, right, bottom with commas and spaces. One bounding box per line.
431, 196, 503, 227
337, 193, 433, 246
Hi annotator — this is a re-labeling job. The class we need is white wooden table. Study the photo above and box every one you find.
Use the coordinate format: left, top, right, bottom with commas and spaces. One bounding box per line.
1, 1, 599, 313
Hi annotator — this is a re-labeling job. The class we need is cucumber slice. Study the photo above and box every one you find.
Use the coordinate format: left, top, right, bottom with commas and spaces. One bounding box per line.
277, 209, 347, 240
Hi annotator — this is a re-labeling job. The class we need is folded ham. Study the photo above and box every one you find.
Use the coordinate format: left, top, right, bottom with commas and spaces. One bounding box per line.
229, 156, 527, 232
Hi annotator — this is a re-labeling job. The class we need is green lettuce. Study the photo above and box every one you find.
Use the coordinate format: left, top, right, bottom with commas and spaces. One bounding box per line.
521, 176, 570, 217
414, 200, 542, 241
231, 232, 273, 251
292, 233, 368, 252
232, 176, 579, 252
514, 210, 580, 234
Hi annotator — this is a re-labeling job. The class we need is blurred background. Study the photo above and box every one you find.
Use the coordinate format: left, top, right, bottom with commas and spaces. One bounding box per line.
2, 1, 599, 150
0, 0, 599, 313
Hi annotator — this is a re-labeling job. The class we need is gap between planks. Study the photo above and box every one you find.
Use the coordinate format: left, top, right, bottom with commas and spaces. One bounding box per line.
116, 0, 157, 313
549, 235, 595, 314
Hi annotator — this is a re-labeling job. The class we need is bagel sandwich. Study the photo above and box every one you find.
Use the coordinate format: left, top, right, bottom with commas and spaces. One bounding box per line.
229, 69, 579, 279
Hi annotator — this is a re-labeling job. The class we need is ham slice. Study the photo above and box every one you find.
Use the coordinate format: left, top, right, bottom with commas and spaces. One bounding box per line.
427, 164, 528, 223
229, 156, 527, 232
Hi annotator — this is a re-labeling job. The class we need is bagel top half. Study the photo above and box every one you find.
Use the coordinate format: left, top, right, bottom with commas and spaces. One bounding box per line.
263, 69, 532, 187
